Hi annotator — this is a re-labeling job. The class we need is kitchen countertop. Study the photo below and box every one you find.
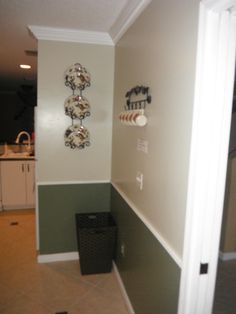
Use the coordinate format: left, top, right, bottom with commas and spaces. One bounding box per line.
0, 156, 35, 161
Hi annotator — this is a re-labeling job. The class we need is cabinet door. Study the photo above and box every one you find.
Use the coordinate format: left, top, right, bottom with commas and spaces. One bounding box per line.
0, 163, 2, 210
1, 161, 26, 209
25, 161, 35, 207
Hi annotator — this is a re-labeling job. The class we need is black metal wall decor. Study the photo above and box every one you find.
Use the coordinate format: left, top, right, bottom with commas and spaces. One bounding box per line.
64, 63, 91, 149
119, 85, 151, 126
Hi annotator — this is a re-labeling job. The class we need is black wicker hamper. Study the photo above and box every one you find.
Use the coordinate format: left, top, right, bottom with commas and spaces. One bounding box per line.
75, 212, 117, 275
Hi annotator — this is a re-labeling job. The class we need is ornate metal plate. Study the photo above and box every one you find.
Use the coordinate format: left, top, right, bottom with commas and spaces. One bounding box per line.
64, 63, 91, 91
64, 95, 90, 120
64, 124, 90, 149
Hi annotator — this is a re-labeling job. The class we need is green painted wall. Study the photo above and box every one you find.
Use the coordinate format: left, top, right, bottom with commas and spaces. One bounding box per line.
38, 183, 111, 254
111, 186, 180, 314
38, 183, 180, 313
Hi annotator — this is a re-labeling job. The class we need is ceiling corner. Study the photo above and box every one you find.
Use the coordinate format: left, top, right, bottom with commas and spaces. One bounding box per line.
109, 0, 152, 44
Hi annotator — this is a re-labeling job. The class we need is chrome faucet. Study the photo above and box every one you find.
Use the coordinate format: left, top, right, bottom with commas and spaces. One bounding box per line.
15, 131, 31, 153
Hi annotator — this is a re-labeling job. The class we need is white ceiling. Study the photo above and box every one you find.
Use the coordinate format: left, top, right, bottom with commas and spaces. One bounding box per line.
0, 0, 146, 91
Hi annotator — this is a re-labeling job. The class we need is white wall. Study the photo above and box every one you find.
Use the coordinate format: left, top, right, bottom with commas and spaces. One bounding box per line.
37, 40, 114, 182
112, 0, 200, 259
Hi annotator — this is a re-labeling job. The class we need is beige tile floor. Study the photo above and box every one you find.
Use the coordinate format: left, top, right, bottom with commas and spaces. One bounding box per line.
0, 209, 129, 314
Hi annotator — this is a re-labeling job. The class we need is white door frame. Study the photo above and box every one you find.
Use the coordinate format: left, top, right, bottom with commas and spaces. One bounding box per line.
178, 1, 236, 313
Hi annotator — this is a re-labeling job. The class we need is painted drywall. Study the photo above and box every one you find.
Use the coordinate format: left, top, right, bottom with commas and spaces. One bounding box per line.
220, 112, 236, 253
111, 186, 180, 314
220, 156, 236, 252
229, 112, 236, 153
112, 0, 199, 259
38, 183, 110, 254
37, 40, 114, 182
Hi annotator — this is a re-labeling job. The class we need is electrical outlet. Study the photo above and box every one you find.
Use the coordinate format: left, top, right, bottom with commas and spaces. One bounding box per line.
121, 243, 125, 257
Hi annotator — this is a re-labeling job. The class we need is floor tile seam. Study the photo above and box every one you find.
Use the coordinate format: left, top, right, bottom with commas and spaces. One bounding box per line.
52, 268, 100, 288
18, 275, 96, 304
19, 285, 79, 310
92, 272, 121, 289
73, 287, 129, 313
77, 284, 114, 301
57, 275, 99, 290
50, 283, 97, 309
70, 283, 104, 307
79, 276, 105, 287
87, 282, 126, 302
37, 267, 95, 287
90, 273, 116, 288
69, 275, 100, 288
93, 274, 129, 304
92, 279, 110, 288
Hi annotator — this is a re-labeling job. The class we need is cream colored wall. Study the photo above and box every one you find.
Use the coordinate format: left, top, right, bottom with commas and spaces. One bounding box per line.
37, 40, 114, 182
220, 156, 236, 252
220, 113, 236, 253
112, 0, 200, 259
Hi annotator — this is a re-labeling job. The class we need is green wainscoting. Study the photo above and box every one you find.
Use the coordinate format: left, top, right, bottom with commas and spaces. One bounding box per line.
38, 183, 111, 254
38, 183, 180, 313
111, 186, 180, 314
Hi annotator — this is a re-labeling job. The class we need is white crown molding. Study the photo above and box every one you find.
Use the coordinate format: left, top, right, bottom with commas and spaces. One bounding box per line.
29, 1, 151, 46
28, 25, 114, 46
109, 0, 152, 44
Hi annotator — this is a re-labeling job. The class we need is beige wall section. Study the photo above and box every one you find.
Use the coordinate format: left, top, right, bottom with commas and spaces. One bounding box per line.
220, 154, 236, 253
229, 113, 236, 153
112, 0, 199, 259
37, 40, 114, 182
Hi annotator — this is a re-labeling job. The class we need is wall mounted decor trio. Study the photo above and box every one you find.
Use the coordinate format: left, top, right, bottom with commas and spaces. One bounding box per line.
119, 85, 151, 126
64, 63, 91, 149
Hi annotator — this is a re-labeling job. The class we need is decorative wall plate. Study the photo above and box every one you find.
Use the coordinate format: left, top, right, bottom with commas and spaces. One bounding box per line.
64, 63, 91, 91
64, 124, 90, 149
64, 95, 90, 120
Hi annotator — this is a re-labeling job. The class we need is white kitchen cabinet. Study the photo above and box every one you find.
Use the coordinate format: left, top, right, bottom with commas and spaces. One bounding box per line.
1, 160, 35, 209
25, 161, 35, 206
0, 163, 2, 210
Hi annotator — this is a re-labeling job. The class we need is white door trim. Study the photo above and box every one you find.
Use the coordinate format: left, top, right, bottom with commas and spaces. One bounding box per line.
178, 1, 236, 313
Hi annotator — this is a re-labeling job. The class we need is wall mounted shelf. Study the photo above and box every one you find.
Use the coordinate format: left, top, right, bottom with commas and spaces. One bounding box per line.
119, 85, 151, 127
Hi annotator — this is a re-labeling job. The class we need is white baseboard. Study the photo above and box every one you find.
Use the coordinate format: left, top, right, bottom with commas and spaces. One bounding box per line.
37, 180, 110, 186
38, 251, 79, 263
113, 262, 135, 314
2, 204, 35, 210
219, 251, 236, 261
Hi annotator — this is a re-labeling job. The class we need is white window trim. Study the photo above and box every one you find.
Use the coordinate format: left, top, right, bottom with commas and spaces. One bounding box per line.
178, 1, 236, 313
